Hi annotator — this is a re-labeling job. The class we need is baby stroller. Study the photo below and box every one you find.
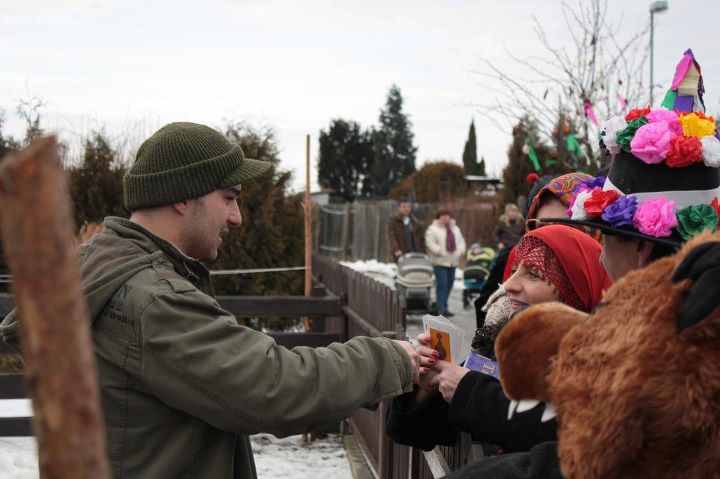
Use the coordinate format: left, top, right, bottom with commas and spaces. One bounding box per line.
395, 252, 435, 313
462, 244, 496, 309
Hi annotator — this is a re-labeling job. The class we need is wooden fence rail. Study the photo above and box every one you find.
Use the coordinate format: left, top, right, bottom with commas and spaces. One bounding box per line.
0, 292, 344, 439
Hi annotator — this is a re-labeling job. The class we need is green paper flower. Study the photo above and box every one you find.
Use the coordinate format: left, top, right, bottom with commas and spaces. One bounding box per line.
616, 116, 649, 153
676, 204, 719, 240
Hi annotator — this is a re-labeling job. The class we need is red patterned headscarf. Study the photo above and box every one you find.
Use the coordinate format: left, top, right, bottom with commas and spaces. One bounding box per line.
511, 225, 611, 312
526, 172, 593, 223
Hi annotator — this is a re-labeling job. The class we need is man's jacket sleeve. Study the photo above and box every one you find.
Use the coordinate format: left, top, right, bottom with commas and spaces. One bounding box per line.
387, 218, 400, 253
138, 288, 413, 436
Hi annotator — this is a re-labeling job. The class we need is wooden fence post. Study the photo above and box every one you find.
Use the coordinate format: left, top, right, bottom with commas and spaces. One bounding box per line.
341, 202, 350, 260
0, 137, 110, 478
373, 202, 381, 260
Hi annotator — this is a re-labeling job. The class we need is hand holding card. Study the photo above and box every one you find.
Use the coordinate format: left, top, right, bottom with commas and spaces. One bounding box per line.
422, 314, 465, 364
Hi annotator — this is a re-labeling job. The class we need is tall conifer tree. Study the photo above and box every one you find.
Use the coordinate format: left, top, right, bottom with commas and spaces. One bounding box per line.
462, 119, 478, 174
368, 85, 417, 196
317, 119, 373, 201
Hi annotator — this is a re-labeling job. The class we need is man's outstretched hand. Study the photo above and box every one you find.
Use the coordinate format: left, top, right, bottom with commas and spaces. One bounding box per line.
394, 340, 438, 384
672, 241, 720, 331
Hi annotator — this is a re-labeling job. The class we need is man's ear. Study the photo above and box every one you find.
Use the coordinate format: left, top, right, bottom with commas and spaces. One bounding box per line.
636, 240, 654, 269
171, 200, 191, 216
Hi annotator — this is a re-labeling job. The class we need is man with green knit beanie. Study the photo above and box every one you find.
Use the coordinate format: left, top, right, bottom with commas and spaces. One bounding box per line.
1, 122, 429, 479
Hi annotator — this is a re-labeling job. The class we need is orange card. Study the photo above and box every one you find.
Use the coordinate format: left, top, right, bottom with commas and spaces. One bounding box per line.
429, 327, 452, 363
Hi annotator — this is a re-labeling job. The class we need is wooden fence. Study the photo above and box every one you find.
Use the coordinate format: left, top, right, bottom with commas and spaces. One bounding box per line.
316, 199, 500, 262
313, 253, 477, 479
0, 293, 343, 438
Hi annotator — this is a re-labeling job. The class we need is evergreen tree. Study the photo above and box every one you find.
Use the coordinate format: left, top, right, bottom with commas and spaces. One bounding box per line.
0, 110, 30, 292
67, 131, 128, 230
0, 111, 20, 159
368, 85, 417, 196
462, 119, 479, 174
317, 119, 373, 201
215, 123, 304, 296
478, 156, 487, 176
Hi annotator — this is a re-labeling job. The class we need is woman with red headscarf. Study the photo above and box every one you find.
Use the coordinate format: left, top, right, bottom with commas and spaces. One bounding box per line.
387, 225, 611, 454
505, 225, 609, 315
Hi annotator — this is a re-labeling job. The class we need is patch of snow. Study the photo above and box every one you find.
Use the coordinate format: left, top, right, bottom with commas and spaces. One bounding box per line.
0, 399, 32, 418
341, 259, 397, 288
0, 400, 351, 479
340, 259, 396, 277
251, 434, 352, 479
0, 438, 38, 479
342, 259, 467, 290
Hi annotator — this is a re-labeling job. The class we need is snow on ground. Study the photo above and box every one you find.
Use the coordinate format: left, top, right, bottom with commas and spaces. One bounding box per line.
1, 399, 32, 418
340, 259, 397, 288
0, 437, 37, 479
340, 259, 465, 290
251, 434, 352, 479
0, 400, 351, 479
0, 399, 37, 479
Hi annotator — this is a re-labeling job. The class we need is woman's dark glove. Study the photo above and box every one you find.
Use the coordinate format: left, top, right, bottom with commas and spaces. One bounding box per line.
672, 241, 720, 331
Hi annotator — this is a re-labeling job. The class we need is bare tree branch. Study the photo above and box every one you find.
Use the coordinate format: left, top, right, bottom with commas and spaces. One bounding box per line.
474, 0, 648, 160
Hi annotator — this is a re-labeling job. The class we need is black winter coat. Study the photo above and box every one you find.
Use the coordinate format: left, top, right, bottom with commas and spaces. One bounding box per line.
386, 371, 557, 453
443, 441, 563, 479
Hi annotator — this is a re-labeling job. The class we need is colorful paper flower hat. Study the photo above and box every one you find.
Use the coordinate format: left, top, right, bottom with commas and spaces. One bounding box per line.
544, 49, 720, 247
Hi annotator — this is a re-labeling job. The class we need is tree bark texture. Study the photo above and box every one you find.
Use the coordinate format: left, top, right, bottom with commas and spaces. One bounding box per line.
0, 136, 110, 479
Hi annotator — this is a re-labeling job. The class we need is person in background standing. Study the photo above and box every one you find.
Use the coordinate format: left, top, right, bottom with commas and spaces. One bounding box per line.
387, 198, 426, 262
425, 209, 465, 317
494, 203, 525, 251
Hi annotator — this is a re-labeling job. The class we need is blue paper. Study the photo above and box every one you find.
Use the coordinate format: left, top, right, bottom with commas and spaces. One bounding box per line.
464, 352, 501, 380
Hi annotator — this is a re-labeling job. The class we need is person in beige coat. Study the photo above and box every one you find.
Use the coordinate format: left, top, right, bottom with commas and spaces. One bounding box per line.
425, 210, 466, 316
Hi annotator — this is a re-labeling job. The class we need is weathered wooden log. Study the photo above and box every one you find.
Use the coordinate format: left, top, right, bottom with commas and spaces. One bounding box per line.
0, 137, 110, 478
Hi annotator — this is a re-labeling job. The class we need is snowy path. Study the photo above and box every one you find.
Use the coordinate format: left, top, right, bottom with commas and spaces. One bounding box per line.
0, 399, 351, 479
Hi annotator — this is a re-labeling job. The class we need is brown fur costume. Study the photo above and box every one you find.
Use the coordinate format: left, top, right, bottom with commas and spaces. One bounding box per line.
495, 232, 720, 478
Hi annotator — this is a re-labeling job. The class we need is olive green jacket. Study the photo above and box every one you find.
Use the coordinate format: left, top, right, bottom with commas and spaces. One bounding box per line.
0, 217, 413, 478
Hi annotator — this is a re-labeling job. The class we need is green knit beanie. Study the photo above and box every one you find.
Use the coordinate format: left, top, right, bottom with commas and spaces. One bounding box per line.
123, 122, 270, 210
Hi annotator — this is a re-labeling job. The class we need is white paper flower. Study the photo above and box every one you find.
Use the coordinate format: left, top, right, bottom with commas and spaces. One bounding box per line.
571, 189, 593, 221
602, 115, 627, 154
701, 135, 720, 168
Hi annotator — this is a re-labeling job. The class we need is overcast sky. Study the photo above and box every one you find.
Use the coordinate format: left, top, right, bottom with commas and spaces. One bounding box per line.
2, 0, 718, 191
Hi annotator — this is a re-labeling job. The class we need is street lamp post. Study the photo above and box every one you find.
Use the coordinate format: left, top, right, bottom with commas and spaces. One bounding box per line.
649, 0, 669, 106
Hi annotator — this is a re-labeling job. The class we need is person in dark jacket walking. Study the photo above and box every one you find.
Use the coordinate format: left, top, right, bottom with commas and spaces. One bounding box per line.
387, 198, 426, 261
0, 122, 430, 479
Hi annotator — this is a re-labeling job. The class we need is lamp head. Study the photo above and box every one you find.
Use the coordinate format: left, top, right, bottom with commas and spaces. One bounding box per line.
650, 0, 669, 14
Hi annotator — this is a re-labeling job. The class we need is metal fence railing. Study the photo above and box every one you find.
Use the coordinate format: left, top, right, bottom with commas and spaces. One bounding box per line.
315, 200, 499, 262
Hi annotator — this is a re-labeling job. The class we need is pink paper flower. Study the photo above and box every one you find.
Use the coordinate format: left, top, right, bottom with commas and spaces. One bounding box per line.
632, 197, 678, 237
646, 109, 683, 136
629, 122, 676, 164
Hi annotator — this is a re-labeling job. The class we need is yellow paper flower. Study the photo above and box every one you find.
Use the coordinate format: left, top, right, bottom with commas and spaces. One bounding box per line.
680, 112, 716, 139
